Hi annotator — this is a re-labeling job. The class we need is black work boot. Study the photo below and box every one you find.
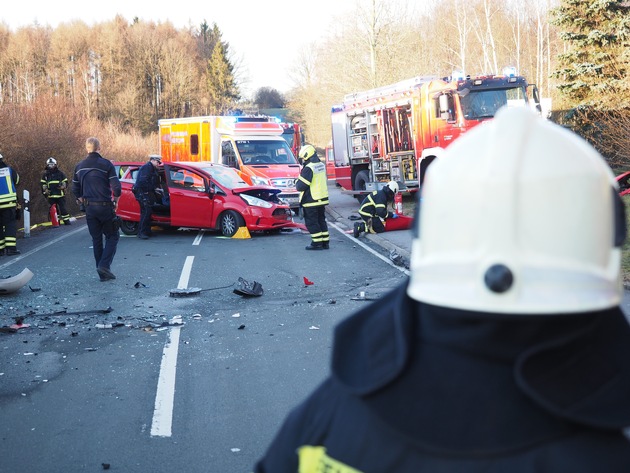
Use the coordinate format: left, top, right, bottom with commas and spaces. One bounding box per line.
305, 242, 324, 251
322, 241, 330, 249
6, 247, 20, 255
353, 222, 365, 238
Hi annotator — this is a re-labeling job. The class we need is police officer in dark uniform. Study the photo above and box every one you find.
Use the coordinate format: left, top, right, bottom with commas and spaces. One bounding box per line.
254, 108, 630, 472
133, 154, 162, 239
41, 157, 71, 225
72, 137, 121, 282
296, 144, 329, 250
354, 180, 399, 237
0, 153, 20, 255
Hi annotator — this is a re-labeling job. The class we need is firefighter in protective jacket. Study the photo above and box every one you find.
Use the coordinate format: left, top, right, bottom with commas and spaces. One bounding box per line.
0, 153, 21, 255
296, 145, 329, 250
354, 180, 399, 237
41, 157, 71, 225
254, 107, 630, 472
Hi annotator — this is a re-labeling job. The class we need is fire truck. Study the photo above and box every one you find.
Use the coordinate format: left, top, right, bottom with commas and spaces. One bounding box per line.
158, 115, 301, 210
279, 122, 305, 159
330, 70, 540, 195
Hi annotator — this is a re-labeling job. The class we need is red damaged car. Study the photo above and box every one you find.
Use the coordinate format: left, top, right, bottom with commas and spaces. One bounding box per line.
115, 161, 294, 236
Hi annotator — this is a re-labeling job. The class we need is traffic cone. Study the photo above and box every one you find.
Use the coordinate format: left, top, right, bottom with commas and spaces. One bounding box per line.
232, 227, 251, 239
50, 204, 59, 227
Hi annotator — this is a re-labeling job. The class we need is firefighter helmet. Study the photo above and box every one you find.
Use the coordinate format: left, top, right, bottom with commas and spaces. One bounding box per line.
386, 181, 399, 194
407, 106, 624, 314
46, 157, 57, 167
149, 154, 162, 163
299, 145, 316, 162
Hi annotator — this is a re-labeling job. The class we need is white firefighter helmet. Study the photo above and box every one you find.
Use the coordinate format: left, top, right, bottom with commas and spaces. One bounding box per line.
386, 180, 399, 194
407, 106, 624, 314
46, 157, 57, 167
299, 144, 316, 162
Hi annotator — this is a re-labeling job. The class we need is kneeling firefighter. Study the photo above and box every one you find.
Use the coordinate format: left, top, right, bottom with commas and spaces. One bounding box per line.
296, 145, 330, 250
354, 180, 399, 238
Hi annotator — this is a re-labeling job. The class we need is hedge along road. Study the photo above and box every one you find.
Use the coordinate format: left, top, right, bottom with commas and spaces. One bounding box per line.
0, 218, 409, 472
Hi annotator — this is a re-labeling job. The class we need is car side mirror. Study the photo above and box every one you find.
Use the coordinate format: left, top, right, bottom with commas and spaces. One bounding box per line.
207, 184, 215, 198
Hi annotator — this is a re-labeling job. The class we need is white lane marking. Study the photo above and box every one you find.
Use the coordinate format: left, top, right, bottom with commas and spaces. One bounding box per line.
328, 221, 410, 275
0, 226, 87, 271
192, 231, 204, 246
178, 256, 194, 289
150, 325, 182, 437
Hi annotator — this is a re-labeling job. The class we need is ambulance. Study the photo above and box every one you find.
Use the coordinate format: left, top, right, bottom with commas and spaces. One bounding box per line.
158, 116, 301, 211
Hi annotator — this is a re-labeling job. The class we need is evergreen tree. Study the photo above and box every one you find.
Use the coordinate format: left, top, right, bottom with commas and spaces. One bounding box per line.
550, 0, 630, 108
206, 34, 240, 114
254, 87, 285, 109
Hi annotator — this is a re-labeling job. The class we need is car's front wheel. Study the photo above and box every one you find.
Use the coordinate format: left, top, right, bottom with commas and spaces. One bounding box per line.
120, 219, 139, 235
220, 210, 246, 237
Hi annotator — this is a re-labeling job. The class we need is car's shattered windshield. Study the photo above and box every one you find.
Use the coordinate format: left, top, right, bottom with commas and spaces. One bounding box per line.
196, 164, 250, 189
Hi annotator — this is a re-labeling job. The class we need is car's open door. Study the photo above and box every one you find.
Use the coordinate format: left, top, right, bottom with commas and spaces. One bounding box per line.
164, 165, 215, 228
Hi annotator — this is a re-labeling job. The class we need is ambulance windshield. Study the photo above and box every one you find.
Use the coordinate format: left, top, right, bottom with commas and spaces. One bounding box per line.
236, 140, 298, 165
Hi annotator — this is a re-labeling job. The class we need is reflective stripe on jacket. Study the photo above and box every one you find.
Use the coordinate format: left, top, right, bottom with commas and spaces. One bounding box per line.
41, 169, 68, 198
297, 160, 328, 207
0, 166, 19, 208
358, 189, 388, 220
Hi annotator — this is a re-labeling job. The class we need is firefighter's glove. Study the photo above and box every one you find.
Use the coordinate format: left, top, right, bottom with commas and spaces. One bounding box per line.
15, 204, 21, 220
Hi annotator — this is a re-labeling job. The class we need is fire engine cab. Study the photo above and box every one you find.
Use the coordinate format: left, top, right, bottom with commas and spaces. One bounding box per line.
330, 69, 540, 195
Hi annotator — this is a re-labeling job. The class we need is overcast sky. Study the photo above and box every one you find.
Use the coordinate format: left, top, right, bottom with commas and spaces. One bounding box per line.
0, 0, 357, 97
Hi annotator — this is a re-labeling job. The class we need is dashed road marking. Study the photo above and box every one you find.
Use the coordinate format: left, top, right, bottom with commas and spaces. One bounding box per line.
150, 325, 182, 437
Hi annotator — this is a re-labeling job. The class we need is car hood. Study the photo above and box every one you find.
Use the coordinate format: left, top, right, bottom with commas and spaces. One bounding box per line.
231, 186, 283, 201
246, 164, 301, 179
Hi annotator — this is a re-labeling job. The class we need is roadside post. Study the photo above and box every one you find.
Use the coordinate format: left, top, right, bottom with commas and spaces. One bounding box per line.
23, 189, 30, 238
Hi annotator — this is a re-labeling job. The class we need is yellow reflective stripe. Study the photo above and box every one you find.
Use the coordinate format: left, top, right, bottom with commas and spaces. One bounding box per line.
302, 199, 329, 207
299, 175, 311, 185
298, 446, 363, 473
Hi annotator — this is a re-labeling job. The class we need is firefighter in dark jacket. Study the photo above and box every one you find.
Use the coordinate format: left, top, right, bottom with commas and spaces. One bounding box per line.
254, 107, 630, 472
296, 145, 329, 250
41, 157, 71, 225
133, 154, 162, 239
354, 180, 399, 238
0, 153, 20, 255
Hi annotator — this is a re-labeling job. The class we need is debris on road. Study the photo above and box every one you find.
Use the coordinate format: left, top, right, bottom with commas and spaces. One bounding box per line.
351, 291, 380, 301
389, 250, 405, 267
169, 283, 234, 297
0, 268, 34, 295
303, 276, 314, 286
233, 277, 263, 297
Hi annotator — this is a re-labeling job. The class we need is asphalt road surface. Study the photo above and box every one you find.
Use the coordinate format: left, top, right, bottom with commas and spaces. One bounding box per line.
0, 218, 408, 473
